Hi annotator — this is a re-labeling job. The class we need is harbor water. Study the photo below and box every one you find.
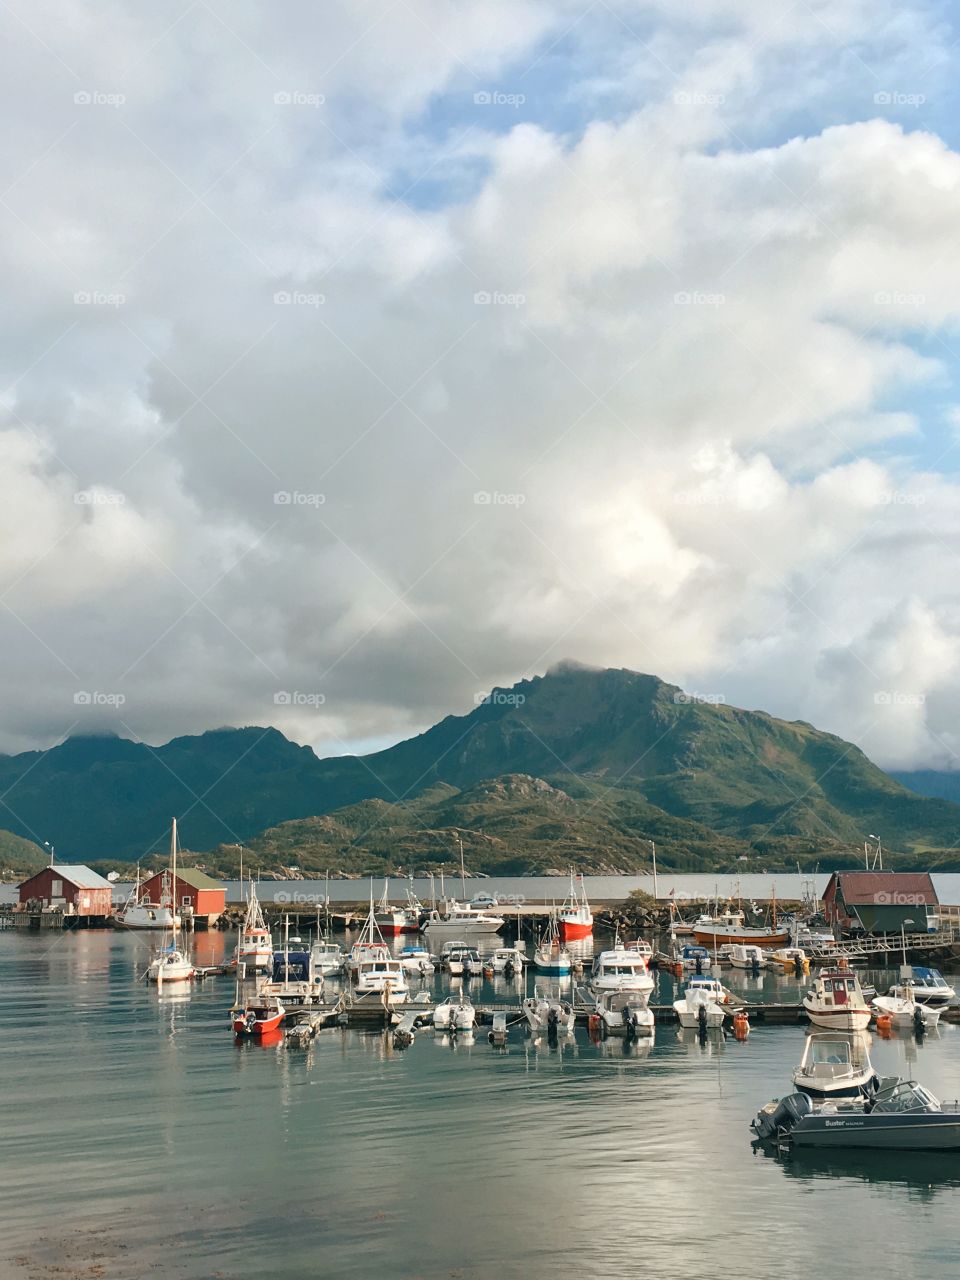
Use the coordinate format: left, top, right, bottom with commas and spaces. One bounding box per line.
2, 927, 960, 1279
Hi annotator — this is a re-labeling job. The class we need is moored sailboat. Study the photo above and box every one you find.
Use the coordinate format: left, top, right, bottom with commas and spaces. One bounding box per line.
146, 819, 194, 984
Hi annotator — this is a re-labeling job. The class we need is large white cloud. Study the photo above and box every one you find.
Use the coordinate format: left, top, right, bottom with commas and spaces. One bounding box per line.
1, 0, 960, 770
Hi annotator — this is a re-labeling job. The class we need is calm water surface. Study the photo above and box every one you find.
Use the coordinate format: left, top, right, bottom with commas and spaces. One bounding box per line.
1, 928, 960, 1280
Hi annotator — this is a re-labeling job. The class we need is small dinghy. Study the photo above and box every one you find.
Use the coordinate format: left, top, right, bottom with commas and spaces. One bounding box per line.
484, 946, 525, 977
792, 1032, 878, 1099
752, 1078, 960, 1150
398, 945, 435, 976
872, 987, 942, 1031
672, 976, 734, 1029
522, 989, 575, 1034
233, 995, 285, 1037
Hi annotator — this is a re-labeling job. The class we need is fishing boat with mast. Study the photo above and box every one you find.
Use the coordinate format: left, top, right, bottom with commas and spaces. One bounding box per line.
146, 819, 194, 984
115, 865, 179, 930
692, 890, 790, 949
558, 872, 593, 941
534, 915, 573, 976
373, 878, 421, 936
232, 880, 273, 972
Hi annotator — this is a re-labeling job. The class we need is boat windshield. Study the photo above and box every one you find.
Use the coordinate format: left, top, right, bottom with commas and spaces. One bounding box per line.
872, 1082, 941, 1114
808, 1041, 853, 1066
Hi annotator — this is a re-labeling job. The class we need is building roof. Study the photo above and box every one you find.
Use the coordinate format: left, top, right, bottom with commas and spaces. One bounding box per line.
29, 864, 113, 890
828, 871, 938, 906
144, 866, 224, 892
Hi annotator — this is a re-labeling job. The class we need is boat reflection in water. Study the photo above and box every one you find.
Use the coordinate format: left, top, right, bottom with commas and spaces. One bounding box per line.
752, 1139, 960, 1197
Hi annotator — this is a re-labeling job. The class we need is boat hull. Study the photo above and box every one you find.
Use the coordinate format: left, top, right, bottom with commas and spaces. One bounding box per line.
234, 1011, 284, 1036
792, 1114, 960, 1150
803, 1003, 872, 1031
693, 927, 789, 947
559, 918, 593, 941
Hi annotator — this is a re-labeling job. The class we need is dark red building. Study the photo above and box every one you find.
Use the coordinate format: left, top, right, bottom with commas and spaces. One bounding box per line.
139, 867, 226, 924
18, 865, 113, 918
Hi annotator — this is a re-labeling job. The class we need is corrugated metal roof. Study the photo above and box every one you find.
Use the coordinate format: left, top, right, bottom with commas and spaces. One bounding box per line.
145, 867, 224, 892
48, 864, 113, 890
835, 871, 937, 905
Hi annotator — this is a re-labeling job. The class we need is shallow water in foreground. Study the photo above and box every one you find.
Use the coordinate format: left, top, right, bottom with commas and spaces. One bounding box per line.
2, 929, 960, 1280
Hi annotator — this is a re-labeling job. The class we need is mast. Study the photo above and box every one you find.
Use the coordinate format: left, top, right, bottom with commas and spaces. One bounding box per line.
170, 817, 179, 949
458, 833, 466, 898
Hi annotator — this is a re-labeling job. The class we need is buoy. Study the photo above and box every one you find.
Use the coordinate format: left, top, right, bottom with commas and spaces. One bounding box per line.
875, 1013, 893, 1036
733, 1011, 750, 1040
673, 962, 683, 978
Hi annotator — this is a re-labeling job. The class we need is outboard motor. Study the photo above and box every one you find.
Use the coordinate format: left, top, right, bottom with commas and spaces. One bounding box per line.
750, 957, 760, 977
795, 955, 805, 978
752, 1093, 812, 1141
913, 1006, 925, 1037
697, 1003, 708, 1039
695, 956, 704, 975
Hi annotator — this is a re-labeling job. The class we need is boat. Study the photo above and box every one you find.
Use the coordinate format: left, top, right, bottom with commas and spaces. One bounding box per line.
591, 942, 654, 995
231, 881, 273, 972
791, 1032, 878, 1099
346, 891, 393, 975
354, 954, 409, 1003
672, 976, 735, 1029
752, 1078, 960, 1150
887, 967, 956, 1011
872, 986, 943, 1031
233, 994, 285, 1037
116, 865, 180, 931
534, 914, 573, 976
433, 993, 476, 1032
146, 820, 194, 984
484, 946, 525, 976
310, 938, 344, 976
770, 947, 810, 974
729, 944, 766, 970
373, 878, 421, 936
693, 908, 789, 949
398, 945, 434, 976
445, 945, 483, 978
422, 900, 504, 941
522, 989, 576, 1034
592, 988, 654, 1037
626, 939, 654, 962
558, 872, 593, 941
802, 968, 872, 1031
676, 944, 711, 971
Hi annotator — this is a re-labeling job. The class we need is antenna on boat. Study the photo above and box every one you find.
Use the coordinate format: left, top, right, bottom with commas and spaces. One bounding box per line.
458, 833, 466, 898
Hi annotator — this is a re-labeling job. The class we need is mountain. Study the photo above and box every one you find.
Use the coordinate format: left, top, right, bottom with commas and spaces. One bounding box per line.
3, 665, 960, 867
0, 830, 48, 879
892, 770, 960, 806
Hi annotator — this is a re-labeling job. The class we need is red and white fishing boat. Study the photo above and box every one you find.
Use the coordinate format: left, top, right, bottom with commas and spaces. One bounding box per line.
692, 909, 789, 950
232, 880, 273, 972
559, 872, 593, 941
232, 994, 285, 1037
373, 878, 420, 936
802, 968, 872, 1031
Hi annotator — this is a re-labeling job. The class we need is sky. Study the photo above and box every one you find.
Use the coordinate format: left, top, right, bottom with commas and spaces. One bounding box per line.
3, 0, 960, 771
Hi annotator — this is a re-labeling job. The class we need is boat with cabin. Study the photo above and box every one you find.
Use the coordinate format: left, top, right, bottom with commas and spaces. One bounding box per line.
791, 1032, 878, 1099
591, 942, 654, 995
534, 917, 573, 976
310, 938, 344, 977
802, 968, 872, 1031
676, 944, 711, 971
146, 820, 194, 984
593, 989, 654, 1037
433, 993, 476, 1032
693, 908, 789, 949
522, 989, 576, 1034
558, 872, 593, 941
484, 946, 525, 976
422, 900, 504, 941
752, 1078, 960, 1150
887, 967, 956, 1011
232, 881, 273, 972
673, 975, 735, 1029
398, 945, 434, 976
729, 944, 766, 970
445, 945, 483, 978
116, 865, 180, 931
355, 954, 409, 1003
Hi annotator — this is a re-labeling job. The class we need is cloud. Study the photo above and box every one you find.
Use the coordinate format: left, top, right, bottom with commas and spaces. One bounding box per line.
1, 1, 960, 769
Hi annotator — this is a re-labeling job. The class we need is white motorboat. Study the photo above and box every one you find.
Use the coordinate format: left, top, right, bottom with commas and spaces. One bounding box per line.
232, 881, 273, 972
802, 968, 872, 1031
522, 989, 576, 1034
626, 939, 654, 962
146, 820, 194, 984
398, 945, 434, 976
433, 993, 476, 1032
792, 1032, 878, 1098
887, 967, 956, 1011
310, 938, 344, 977
676, 944, 711, 971
445, 945, 483, 978
593, 988, 654, 1037
422, 900, 504, 941
484, 946, 525, 976
729, 944, 766, 970
672, 976, 733, 1029
873, 986, 942, 1030
346, 891, 393, 975
534, 916, 572, 976
591, 943, 654, 995
354, 955, 409, 1004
